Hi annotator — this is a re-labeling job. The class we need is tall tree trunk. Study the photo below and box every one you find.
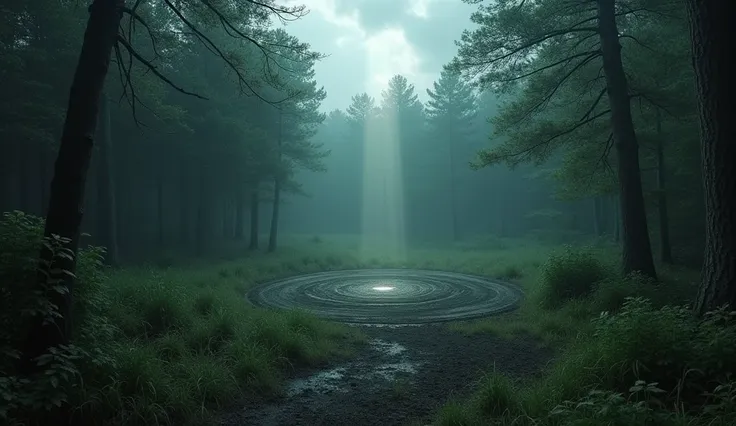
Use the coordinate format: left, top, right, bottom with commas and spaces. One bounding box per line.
18, 140, 31, 213
234, 190, 245, 239
195, 163, 207, 257
597, 0, 657, 279
23, 0, 122, 358
179, 162, 189, 245
39, 143, 49, 215
687, 0, 736, 314
449, 139, 459, 241
95, 93, 118, 265
20, 2, 123, 424
249, 184, 260, 250
593, 197, 603, 237
157, 168, 164, 249
613, 194, 622, 243
268, 110, 283, 253
268, 179, 281, 252
655, 108, 673, 264
222, 198, 231, 239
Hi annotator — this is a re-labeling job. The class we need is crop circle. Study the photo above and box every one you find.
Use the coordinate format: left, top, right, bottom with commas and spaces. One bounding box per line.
247, 269, 523, 324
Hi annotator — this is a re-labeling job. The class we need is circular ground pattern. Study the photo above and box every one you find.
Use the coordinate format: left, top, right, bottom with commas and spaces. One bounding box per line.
247, 269, 523, 324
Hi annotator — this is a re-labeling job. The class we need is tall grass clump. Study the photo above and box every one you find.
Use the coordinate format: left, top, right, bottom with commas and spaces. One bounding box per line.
0, 212, 366, 426
437, 296, 736, 426
536, 245, 607, 309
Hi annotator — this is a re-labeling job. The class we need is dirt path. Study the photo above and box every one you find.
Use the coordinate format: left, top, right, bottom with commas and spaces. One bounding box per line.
221, 325, 553, 426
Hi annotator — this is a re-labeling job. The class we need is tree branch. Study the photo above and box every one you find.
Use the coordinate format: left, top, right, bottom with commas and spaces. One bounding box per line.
584, 131, 615, 190
579, 87, 607, 122
476, 109, 611, 167
121, 6, 160, 61
116, 35, 207, 100
499, 50, 600, 82
510, 50, 602, 127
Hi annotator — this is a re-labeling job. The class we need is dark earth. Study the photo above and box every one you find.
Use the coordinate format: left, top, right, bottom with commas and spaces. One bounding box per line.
222, 270, 552, 426
221, 326, 553, 426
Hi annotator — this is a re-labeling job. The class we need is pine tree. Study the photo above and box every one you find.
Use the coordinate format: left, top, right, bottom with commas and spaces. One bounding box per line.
426, 66, 478, 240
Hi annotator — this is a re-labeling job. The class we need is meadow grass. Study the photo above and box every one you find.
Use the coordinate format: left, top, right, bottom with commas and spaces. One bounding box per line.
6, 217, 723, 426
107, 234, 730, 426
91, 233, 559, 425
431, 241, 736, 426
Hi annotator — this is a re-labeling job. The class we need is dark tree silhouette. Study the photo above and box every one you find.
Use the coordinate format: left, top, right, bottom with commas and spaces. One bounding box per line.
687, 0, 736, 314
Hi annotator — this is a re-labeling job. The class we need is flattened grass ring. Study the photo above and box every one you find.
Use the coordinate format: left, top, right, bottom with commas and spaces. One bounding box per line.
247, 269, 523, 325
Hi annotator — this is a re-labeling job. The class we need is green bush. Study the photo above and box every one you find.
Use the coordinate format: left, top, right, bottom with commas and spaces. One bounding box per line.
439, 298, 736, 426
550, 382, 677, 426
1, 212, 366, 425
591, 272, 657, 313
536, 246, 607, 309
1, 211, 46, 359
545, 298, 736, 417
0, 211, 115, 424
539, 297, 736, 425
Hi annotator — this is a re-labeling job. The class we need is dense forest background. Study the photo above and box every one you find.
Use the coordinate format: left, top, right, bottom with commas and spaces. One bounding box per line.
2, 0, 734, 425
1, 0, 705, 268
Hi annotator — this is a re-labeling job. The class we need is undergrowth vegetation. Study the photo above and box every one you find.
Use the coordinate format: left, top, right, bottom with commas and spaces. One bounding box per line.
4, 211, 731, 426
0, 212, 366, 426
441, 246, 735, 426
0, 211, 551, 426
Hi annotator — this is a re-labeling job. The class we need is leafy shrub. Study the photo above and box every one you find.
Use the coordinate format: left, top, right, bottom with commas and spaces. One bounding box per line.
550, 381, 675, 426
441, 298, 736, 426
536, 246, 607, 309
591, 272, 658, 314
550, 377, 736, 426
0, 211, 45, 358
546, 298, 736, 411
499, 265, 523, 280
0, 211, 114, 424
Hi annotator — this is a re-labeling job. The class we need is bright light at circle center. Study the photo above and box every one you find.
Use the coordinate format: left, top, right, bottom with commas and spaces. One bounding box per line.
372, 286, 395, 292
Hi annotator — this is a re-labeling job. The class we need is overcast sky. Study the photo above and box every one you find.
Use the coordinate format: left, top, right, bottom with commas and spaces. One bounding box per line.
280, 0, 477, 112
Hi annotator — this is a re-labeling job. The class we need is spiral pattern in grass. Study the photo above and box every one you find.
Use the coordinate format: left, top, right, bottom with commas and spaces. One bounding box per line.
247, 269, 523, 325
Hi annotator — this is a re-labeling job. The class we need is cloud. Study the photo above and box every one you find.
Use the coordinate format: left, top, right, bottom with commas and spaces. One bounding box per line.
302, 0, 364, 35
407, 0, 430, 18
281, 0, 477, 111
364, 27, 422, 98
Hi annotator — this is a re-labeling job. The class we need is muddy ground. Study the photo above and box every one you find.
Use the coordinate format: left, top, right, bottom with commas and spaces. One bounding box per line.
220, 325, 553, 426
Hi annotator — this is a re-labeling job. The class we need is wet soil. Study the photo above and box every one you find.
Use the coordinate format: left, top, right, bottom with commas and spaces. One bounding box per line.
221, 325, 553, 426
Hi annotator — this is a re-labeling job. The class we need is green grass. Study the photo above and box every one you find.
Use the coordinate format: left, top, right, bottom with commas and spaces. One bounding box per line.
87, 233, 564, 425
5, 217, 724, 426
90, 253, 368, 425
433, 243, 736, 426
102, 236, 730, 426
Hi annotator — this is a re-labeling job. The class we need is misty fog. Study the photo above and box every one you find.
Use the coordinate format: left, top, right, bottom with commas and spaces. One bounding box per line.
1, 0, 733, 425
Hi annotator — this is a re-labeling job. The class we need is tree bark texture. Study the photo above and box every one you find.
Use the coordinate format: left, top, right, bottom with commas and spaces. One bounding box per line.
95, 93, 118, 265
22, 0, 123, 367
268, 110, 284, 253
249, 185, 260, 250
655, 108, 673, 264
687, 0, 736, 314
597, 0, 657, 279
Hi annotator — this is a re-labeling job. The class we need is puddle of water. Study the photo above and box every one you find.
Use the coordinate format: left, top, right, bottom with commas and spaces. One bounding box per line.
286, 367, 347, 397
367, 362, 419, 381
283, 339, 420, 398
370, 339, 407, 356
